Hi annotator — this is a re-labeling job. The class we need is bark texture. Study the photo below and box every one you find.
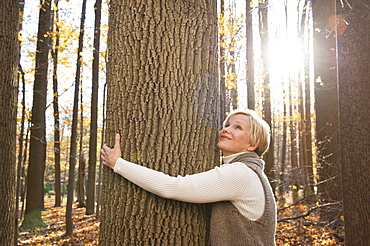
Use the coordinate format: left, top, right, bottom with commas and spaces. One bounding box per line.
0, 0, 19, 244
337, 1, 370, 244
100, 0, 219, 245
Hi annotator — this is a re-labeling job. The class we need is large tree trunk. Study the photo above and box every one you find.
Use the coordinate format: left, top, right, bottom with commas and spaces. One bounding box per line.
0, 0, 19, 244
100, 0, 219, 244
312, 0, 342, 221
337, 2, 370, 244
21, 0, 52, 230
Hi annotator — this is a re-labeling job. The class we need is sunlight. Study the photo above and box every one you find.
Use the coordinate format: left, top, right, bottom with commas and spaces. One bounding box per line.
270, 36, 303, 79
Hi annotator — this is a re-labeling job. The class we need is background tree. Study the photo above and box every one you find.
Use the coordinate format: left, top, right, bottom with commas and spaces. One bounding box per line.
86, 0, 103, 216
15, 0, 26, 243
259, 0, 274, 179
65, 0, 87, 236
99, 0, 219, 244
337, 1, 370, 244
0, 0, 19, 244
246, 0, 255, 110
312, 0, 342, 221
51, 0, 62, 208
21, 0, 52, 230
77, 90, 86, 208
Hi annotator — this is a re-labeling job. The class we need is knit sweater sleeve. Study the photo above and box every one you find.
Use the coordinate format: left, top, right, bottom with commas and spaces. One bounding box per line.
113, 157, 257, 204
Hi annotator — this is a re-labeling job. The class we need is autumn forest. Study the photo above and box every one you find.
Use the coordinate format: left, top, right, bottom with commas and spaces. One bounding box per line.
0, 0, 369, 245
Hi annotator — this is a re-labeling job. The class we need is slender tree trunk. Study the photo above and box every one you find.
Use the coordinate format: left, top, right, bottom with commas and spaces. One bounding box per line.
100, 0, 219, 244
21, 0, 52, 230
0, 0, 19, 244
219, 0, 227, 120
77, 151, 86, 208
15, 2, 26, 242
15, 66, 26, 245
298, 0, 314, 197
20, 126, 30, 221
51, 0, 62, 208
337, 2, 370, 244
65, 0, 87, 236
96, 83, 107, 219
259, 0, 274, 179
278, 91, 287, 203
77, 84, 85, 208
246, 0, 255, 110
289, 83, 300, 202
86, 0, 102, 215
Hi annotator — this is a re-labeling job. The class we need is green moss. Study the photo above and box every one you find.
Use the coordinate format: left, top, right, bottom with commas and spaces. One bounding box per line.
19, 210, 47, 231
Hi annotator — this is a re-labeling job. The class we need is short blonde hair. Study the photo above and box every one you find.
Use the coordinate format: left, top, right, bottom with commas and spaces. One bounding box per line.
222, 108, 271, 156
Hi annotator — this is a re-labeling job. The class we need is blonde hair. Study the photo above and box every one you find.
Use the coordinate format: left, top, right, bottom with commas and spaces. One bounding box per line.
222, 108, 271, 156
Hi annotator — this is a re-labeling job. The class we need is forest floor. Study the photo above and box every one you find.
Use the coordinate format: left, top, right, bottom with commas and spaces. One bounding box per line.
18, 197, 345, 245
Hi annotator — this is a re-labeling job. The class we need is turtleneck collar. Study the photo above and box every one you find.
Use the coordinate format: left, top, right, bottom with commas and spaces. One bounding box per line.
222, 151, 251, 164
222, 151, 264, 171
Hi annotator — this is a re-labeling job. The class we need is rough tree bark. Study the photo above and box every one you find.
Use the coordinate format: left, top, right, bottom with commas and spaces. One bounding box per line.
100, 0, 219, 244
0, 0, 19, 244
337, 1, 370, 244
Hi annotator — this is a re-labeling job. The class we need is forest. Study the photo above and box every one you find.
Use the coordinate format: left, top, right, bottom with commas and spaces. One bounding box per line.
0, 0, 369, 245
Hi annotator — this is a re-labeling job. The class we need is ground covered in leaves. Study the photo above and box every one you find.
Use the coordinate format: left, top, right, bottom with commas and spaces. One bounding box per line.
18, 198, 344, 245
18, 199, 99, 245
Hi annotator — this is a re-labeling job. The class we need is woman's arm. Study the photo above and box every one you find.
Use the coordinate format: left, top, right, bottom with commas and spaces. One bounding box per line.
113, 157, 256, 203
101, 134, 258, 204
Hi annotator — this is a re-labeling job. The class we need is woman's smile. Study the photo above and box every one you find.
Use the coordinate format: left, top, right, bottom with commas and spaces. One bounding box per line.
217, 114, 256, 156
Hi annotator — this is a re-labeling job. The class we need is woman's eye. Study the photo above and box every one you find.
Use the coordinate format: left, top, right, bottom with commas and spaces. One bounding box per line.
235, 125, 242, 130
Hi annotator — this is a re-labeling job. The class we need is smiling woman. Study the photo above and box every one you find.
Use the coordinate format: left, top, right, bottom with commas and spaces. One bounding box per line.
101, 108, 276, 245
218, 109, 271, 157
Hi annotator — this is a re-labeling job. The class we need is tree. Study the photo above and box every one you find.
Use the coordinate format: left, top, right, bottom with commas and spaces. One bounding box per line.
0, 0, 19, 244
259, 0, 274, 178
16, 0, 26, 243
86, 0, 103, 215
21, 0, 52, 230
65, 0, 87, 236
336, 1, 370, 244
99, 0, 219, 244
219, 0, 227, 119
51, 0, 62, 208
312, 0, 342, 220
246, 0, 255, 110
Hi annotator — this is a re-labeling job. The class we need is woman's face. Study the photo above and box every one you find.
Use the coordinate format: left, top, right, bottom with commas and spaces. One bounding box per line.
217, 114, 255, 156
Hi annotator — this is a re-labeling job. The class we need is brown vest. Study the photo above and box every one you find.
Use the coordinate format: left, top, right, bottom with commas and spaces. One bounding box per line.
210, 152, 276, 245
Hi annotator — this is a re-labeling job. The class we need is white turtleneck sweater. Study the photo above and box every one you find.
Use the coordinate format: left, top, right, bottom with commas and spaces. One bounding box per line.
113, 152, 265, 221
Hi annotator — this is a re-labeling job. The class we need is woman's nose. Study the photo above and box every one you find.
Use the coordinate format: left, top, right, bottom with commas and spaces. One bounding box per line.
221, 127, 229, 133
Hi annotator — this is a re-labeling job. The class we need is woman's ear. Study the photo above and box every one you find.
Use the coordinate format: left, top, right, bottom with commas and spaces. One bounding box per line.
247, 145, 258, 152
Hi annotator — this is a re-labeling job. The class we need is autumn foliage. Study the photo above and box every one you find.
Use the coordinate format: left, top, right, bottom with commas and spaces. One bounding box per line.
18, 198, 99, 245
17, 197, 344, 245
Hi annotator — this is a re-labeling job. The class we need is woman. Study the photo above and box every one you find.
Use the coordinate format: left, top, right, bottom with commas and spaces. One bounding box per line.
101, 109, 276, 245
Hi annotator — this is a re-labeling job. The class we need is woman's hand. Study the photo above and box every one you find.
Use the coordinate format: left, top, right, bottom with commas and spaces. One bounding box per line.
101, 134, 122, 169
